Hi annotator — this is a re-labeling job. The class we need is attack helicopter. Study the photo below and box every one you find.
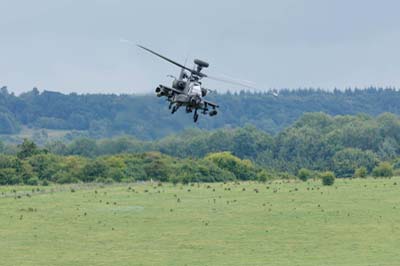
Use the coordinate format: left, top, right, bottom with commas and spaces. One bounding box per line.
137, 44, 254, 122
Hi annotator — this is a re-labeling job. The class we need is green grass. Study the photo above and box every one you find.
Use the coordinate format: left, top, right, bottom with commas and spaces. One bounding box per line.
1, 178, 400, 266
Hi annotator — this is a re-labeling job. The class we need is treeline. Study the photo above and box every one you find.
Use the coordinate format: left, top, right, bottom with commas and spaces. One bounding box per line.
0, 112, 398, 181
2, 86, 400, 139
0, 139, 276, 185
42, 112, 400, 178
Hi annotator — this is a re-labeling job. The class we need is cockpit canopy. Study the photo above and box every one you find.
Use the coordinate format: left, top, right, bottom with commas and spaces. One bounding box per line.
189, 82, 202, 96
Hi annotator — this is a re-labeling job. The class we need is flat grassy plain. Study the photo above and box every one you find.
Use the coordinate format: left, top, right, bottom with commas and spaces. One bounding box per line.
1, 178, 399, 266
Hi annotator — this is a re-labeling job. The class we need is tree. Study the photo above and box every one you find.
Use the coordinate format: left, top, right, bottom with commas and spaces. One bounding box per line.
332, 148, 378, 178
28, 153, 60, 181
67, 138, 98, 157
80, 160, 108, 182
17, 139, 39, 159
0, 112, 20, 134
0, 168, 20, 185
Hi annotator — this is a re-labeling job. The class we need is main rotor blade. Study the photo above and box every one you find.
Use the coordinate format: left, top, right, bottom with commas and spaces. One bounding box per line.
137, 44, 194, 73
205, 74, 257, 89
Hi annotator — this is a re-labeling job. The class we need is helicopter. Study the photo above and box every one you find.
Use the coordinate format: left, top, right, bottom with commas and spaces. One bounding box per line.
137, 44, 255, 122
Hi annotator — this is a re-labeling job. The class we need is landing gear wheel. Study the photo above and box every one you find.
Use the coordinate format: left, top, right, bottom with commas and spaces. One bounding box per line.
193, 113, 199, 123
171, 106, 178, 114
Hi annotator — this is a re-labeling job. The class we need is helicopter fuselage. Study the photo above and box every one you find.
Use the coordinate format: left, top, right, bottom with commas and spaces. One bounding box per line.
155, 73, 218, 122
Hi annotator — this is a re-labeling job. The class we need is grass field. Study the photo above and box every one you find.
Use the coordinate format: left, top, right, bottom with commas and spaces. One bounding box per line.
1, 178, 399, 266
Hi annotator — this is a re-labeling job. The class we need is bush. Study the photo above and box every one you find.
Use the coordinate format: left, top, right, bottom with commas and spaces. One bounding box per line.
354, 167, 367, 178
321, 171, 335, 186
26, 177, 40, 186
257, 170, 273, 182
297, 168, 313, 181
205, 152, 256, 180
372, 162, 393, 178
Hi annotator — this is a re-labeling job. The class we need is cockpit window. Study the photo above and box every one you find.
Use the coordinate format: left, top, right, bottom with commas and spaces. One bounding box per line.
190, 83, 202, 96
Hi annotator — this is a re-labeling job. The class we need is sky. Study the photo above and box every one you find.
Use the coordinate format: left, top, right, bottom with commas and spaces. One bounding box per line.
0, 0, 400, 94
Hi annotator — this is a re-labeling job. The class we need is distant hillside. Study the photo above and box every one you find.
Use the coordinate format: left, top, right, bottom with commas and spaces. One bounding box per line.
1, 86, 400, 140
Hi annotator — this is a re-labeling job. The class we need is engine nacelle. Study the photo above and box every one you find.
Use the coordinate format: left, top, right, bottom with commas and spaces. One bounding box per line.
201, 88, 207, 97
172, 80, 186, 91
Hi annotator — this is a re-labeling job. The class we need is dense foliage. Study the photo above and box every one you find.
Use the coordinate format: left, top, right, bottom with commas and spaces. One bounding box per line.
1, 104, 400, 184
0, 139, 267, 185
2, 87, 400, 139
26, 112, 398, 177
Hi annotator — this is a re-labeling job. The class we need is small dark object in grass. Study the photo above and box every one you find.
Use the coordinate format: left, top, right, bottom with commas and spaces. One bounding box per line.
70, 188, 75, 193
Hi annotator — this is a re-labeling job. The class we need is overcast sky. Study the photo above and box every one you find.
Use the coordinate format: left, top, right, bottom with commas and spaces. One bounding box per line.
1, 0, 400, 94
